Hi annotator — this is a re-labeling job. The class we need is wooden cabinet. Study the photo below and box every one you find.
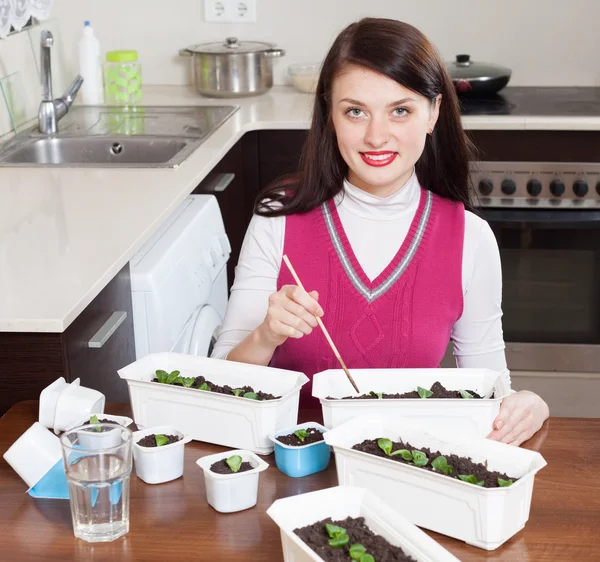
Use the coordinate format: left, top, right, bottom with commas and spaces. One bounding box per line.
0, 264, 135, 415
193, 130, 308, 292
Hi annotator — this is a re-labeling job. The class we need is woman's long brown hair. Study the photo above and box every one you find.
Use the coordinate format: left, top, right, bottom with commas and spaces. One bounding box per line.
255, 17, 476, 216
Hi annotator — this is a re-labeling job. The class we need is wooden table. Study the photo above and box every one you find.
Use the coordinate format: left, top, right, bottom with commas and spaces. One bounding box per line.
1, 401, 599, 561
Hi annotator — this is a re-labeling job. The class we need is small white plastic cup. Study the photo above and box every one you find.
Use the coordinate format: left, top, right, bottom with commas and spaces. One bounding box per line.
68, 414, 134, 450
3, 422, 62, 488
53, 381, 106, 434
132, 426, 191, 484
39, 377, 71, 428
196, 449, 269, 513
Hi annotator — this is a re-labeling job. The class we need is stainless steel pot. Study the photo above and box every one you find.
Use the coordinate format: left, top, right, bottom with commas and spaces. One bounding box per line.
180, 37, 285, 98
446, 54, 512, 96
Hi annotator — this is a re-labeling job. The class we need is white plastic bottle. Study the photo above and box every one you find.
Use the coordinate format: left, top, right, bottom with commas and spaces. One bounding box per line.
77, 20, 103, 104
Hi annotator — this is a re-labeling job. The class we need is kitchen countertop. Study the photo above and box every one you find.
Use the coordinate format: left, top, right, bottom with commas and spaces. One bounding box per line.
2, 85, 600, 333
1, 401, 599, 561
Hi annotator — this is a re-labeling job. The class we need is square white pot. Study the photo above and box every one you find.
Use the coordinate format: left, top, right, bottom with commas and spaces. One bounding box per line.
132, 426, 191, 484
267, 485, 459, 562
118, 352, 308, 454
67, 414, 134, 450
3, 422, 63, 488
53, 379, 106, 434
313, 367, 509, 437
38, 377, 70, 429
196, 449, 269, 513
324, 414, 547, 550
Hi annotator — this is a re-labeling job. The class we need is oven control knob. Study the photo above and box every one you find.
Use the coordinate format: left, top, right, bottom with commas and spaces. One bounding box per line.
478, 178, 494, 196
527, 179, 542, 197
573, 179, 588, 197
550, 179, 565, 197
501, 179, 516, 195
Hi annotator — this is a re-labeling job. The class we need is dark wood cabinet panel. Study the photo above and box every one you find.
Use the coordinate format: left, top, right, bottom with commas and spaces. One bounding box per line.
468, 130, 600, 162
257, 129, 307, 191
193, 130, 308, 293
0, 264, 135, 415
63, 263, 135, 403
0, 333, 65, 416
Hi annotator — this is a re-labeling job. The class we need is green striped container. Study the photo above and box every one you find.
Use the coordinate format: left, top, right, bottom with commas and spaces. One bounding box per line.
103, 50, 143, 107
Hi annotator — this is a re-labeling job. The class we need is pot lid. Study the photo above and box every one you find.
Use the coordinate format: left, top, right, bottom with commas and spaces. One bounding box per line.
446, 54, 511, 80
184, 37, 276, 54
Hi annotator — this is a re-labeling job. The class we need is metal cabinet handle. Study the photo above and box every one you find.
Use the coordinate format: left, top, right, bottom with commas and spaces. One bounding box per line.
200, 173, 235, 193
88, 311, 127, 349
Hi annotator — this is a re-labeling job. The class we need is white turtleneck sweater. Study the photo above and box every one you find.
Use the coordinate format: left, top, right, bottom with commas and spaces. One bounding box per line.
212, 172, 509, 384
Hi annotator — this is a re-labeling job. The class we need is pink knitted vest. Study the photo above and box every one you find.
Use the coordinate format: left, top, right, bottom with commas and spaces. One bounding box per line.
270, 188, 465, 409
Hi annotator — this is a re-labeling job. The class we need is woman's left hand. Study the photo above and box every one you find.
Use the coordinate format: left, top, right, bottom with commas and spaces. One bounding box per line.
487, 390, 549, 446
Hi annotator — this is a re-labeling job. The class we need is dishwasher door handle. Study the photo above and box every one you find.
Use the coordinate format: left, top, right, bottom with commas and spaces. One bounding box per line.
88, 311, 127, 348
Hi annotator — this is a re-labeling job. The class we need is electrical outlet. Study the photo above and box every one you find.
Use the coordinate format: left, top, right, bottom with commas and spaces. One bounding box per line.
204, 0, 256, 23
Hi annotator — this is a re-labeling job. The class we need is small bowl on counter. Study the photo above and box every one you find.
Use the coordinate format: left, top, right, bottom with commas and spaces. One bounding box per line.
132, 425, 191, 484
287, 63, 320, 93
269, 422, 330, 478
196, 449, 269, 513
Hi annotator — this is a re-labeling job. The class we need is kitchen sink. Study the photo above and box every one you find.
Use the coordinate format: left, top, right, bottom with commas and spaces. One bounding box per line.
0, 105, 239, 168
1, 136, 190, 166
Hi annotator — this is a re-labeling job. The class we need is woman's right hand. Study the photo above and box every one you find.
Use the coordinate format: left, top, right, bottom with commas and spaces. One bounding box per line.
255, 285, 324, 349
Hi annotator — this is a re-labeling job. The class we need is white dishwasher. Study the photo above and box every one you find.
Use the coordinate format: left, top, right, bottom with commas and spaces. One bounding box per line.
129, 195, 230, 359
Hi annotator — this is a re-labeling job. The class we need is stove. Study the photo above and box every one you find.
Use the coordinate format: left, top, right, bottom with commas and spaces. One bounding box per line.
459, 87, 600, 117
462, 96, 600, 374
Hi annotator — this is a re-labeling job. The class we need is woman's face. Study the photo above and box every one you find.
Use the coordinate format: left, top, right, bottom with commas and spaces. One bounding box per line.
331, 64, 441, 197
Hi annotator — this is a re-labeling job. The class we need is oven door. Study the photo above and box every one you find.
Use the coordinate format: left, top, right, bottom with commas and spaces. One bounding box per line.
481, 208, 600, 372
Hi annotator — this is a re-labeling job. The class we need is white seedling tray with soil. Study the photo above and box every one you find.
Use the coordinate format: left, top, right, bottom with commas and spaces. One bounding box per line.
118, 352, 308, 454
313, 367, 510, 437
324, 414, 547, 550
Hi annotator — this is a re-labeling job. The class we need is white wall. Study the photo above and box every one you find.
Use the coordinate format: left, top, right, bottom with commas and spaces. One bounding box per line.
0, 0, 599, 137
49, 0, 600, 87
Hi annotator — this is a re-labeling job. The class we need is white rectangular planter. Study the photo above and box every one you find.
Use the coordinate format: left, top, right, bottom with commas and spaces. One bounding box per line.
313, 367, 510, 438
267, 485, 459, 562
324, 415, 547, 550
118, 352, 308, 454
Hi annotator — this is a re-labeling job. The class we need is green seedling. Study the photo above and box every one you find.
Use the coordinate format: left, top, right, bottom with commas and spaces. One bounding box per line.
232, 388, 245, 397
155, 369, 180, 384
459, 389, 473, 399
181, 377, 195, 388
498, 478, 513, 487
349, 544, 366, 560
431, 455, 453, 475
294, 429, 309, 442
377, 438, 429, 466
89, 414, 102, 432
243, 391, 258, 400
369, 391, 383, 399
225, 455, 242, 473
155, 434, 169, 447
325, 523, 349, 547
458, 474, 485, 486
360, 556, 375, 562
199, 382, 211, 391
417, 386, 433, 399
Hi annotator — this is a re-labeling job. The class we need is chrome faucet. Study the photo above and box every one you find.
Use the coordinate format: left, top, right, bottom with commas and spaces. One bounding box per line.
38, 30, 84, 134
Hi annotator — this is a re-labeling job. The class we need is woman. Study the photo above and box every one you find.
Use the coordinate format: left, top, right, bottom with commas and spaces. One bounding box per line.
212, 17, 549, 446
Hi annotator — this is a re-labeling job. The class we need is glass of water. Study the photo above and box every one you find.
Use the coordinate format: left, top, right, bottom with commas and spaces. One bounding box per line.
60, 423, 133, 543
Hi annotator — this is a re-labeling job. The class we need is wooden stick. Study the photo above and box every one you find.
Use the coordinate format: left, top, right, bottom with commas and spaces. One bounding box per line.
282, 254, 361, 394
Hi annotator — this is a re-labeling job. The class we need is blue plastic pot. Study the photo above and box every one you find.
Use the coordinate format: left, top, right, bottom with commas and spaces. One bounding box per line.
269, 422, 330, 478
